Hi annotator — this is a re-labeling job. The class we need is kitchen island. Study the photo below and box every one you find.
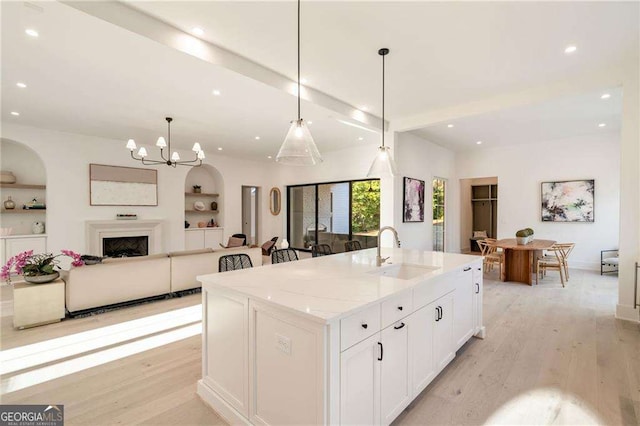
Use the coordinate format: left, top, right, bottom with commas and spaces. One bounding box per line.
197, 248, 484, 425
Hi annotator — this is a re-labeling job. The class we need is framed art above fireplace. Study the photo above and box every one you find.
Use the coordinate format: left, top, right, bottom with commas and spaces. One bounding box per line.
90, 164, 158, 206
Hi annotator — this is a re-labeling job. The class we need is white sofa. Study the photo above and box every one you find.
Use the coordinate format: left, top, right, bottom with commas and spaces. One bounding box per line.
63, 247, 262, 314
169, 247, 262, 292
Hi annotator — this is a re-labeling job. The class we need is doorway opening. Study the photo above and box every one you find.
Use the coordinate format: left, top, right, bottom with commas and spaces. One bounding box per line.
432, 178, 446, 252
242, 186, 260, 246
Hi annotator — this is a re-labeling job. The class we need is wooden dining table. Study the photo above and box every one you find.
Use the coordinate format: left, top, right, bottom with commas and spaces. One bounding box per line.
494, 238, 556, 285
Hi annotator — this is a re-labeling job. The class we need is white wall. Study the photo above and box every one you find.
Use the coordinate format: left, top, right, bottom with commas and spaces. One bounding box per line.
1, 123, 282, 254
395, 132, 458, 252
456, 132, 620, 270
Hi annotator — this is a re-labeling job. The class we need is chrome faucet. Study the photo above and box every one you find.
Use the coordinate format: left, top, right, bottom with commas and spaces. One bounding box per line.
376, 226, 401, 266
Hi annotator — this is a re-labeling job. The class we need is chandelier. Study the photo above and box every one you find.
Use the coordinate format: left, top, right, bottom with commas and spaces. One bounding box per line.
126, 117, 205, 167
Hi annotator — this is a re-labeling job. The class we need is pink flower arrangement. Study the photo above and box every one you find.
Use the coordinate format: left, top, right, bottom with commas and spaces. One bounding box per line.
1, 249, 84, 283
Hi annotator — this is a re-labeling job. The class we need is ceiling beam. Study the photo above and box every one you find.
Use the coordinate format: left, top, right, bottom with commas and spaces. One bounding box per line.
63, 1, 387, 132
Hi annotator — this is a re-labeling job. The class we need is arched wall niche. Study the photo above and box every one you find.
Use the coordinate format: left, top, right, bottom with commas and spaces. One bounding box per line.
0, 138, 48, 236
184, 164, 224, 228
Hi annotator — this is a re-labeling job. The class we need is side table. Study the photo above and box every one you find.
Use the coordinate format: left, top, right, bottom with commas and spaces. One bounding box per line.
13, 278, 65, 329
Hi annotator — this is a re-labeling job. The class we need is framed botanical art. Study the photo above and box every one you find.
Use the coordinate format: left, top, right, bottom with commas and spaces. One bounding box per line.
403, 177, 425, 222
541, 179, 594, 222
90, 164, 158, 206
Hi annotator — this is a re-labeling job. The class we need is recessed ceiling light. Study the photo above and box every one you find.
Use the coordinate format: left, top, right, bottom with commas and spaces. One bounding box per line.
267, 155, 272, 159
564, 45, 577, 54
255, 136, 260, 140
217, 147, 223, 151
601, 93, 611, 99
16, 82, 27, 88
10, 112, 20, 116
598, 123, 606, 128
25, 29, 39, 37
212, 89, 221, 96
476, 141, 482, 145
358, 137, 364, 141
447, 124, 454, 128
307, 121, 313, 125
192, 27, 204, 36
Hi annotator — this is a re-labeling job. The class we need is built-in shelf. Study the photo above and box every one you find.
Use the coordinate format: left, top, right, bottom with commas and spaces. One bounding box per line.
185, 192, 219, 197
0, 183, 46, 190
185, 209, 218, 213
1, 209, 46, 214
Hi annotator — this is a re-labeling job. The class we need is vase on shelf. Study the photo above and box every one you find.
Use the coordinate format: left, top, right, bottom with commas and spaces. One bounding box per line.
211, 201, 218, 211
4, 196, 15, 210
0, 171, 16, 184
24, 271, 59, 284
32, 221, 45, 234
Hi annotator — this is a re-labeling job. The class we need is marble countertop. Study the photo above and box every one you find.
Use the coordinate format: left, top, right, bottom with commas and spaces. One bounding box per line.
198, 248, 481, 324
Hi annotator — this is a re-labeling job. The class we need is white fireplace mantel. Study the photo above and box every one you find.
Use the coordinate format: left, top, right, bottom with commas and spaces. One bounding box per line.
86, 220, 163, 256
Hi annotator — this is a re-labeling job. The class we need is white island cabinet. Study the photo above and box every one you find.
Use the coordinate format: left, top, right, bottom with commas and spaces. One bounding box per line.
197, 248, 484, 425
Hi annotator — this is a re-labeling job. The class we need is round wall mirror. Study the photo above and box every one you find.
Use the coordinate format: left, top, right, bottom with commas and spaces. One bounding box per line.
270, 187, 281, 216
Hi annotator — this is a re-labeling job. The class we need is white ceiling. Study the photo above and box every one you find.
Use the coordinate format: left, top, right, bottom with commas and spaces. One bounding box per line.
413, 87, 623, 151
126, 1, 639, 118
1, 1, 637, 161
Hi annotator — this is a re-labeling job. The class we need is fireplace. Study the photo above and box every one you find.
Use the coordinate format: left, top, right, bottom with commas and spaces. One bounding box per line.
86, 220, 163, 257
103, 236, 149, 258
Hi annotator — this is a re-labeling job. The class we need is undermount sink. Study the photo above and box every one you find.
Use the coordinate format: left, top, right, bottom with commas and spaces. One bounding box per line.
368, 263, 440, 280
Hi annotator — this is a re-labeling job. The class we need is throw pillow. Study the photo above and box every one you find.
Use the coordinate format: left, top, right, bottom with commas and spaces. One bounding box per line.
227, 236, 245, 248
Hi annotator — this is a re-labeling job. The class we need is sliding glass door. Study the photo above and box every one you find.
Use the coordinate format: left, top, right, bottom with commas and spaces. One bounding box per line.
287, 179, 380, 252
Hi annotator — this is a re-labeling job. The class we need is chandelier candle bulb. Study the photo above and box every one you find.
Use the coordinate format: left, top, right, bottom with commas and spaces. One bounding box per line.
156, 137, 167, 148
197, 151, 205, 160
126, 139, 137, 150
192, 143, 202, 152
171, 152, 180, 161
137, 147, 148, 157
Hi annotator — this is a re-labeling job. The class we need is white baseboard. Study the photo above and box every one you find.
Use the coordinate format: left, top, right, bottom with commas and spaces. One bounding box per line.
197, 380, 251, 425
569, 261, 600, 271
616, 304, 639, 323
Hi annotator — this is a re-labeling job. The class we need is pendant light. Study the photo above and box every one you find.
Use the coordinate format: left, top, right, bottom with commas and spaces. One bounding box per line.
276, 0, 322, 166
367, 48, 398, 177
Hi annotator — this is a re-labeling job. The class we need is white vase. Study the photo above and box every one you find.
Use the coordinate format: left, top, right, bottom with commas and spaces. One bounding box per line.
281, 239, 289, 249
32, 221, 45, 234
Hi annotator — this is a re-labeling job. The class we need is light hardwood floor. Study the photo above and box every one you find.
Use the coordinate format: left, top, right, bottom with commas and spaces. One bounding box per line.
0, 269, 638, 425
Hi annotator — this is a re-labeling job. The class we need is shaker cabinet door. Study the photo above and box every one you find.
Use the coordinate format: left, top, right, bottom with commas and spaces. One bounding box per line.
340, 333, 381, 426
380, 321, 411, 425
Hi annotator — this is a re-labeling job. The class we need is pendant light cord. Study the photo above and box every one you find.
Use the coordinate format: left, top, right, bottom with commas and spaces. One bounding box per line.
297, 0, 301, 121
382, 51, 385, 148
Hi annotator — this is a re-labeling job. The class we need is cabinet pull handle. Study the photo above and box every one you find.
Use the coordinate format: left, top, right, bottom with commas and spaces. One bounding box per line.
475, 283, 480, 294
438, 306, 443, 320
435, 306, 440, 322
361, 323, 368, 329
394, 322, 405, 330
477, 267, 481, 271
464, 267, 471, 271
378, 342, 383, 361
397, 306, 403, 311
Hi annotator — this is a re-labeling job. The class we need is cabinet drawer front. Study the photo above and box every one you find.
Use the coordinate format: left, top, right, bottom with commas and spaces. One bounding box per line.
341, 303, 380, 351
413, 274, 453, 310
381, 291, 412, 329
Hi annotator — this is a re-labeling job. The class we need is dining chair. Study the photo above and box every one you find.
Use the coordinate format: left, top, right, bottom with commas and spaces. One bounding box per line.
536, 245, 565, 287
271, 248, 299, 264
477, 239, 502, 273
219, 253, 253, 272
311, 244, 332, 257
344, 240, 362, 252
542, 243, 574, 281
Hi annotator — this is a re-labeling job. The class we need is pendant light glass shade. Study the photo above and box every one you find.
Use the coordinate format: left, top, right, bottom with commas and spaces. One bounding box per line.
276, 118, 322, 166
367, 145, 398, 177
367, 47, 397, 178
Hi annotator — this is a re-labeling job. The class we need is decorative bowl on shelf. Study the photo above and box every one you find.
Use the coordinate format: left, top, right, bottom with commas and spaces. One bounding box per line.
193, 201, 205, 211
0, 171, 16, 184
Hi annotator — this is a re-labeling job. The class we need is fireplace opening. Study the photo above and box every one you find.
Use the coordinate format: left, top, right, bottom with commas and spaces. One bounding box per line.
103, 236, 149, 258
